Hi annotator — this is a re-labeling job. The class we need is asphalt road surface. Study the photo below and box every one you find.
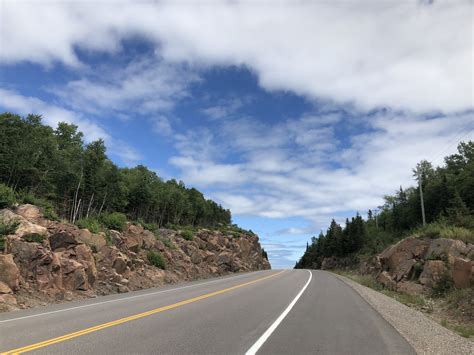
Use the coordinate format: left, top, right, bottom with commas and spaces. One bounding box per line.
0, 269, 415, 354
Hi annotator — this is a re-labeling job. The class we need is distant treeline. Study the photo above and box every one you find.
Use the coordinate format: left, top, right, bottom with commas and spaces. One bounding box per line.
296, 141, 474, 269
0, 113, 231, 227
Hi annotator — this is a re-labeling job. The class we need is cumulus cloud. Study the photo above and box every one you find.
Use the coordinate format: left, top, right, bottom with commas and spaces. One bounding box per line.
1, 1, 471, 113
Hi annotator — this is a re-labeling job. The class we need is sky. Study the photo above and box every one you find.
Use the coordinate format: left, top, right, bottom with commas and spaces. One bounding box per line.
0, 0, 473, 268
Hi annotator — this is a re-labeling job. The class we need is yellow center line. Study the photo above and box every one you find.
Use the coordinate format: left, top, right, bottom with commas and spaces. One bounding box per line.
2, 270, 285, 354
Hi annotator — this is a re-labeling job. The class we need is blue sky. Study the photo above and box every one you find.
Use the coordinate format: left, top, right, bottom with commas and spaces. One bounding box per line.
1, 1, 473, 268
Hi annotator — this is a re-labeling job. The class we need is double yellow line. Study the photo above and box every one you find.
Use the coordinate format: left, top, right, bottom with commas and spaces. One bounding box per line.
2, 270, 285, 354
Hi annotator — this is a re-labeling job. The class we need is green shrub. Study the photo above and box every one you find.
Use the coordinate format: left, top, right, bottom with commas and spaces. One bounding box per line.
453, 324, 474, 338
415, 223, 474, 244
76, 217, 102, 233
104, 230, 113, 246
0, 218, 19, 251
432, 271, 454, 297
180, 229, 194, 241
100, 212, 127, 231
165, 223, 178, 231
0, 184, 16, 209
41, 204, 59, 221
141, 221, 159, 234
411, 261, 424, 280
147, 251, 166, 269
162, 238, 175, 249
444, 287, 473, 310
16, 191, 59, 221
23, 233, 45, 243
382, 290, 427, 308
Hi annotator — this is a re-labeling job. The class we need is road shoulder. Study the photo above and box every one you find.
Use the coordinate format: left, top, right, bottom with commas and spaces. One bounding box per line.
333, 273, 474, 355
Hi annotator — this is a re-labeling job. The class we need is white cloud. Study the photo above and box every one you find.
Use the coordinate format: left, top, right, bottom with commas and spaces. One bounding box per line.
170, 109, 474, 231
2, 0, 472, 113
201, 98, 246, 120
0, 88, 142, 165
152, 115, 173, 136
52, 58, 198, 115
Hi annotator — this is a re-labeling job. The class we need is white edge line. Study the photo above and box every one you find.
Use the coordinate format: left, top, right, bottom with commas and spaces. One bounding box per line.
245, 269, 312, 355
0, 270, 269, 324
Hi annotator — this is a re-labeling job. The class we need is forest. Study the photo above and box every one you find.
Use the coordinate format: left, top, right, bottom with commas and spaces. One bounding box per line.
0, 113, 231, 228
295, 140, 474, 269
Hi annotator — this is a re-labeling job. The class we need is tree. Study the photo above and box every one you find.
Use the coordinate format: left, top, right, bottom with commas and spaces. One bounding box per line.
0, 113, 233, 229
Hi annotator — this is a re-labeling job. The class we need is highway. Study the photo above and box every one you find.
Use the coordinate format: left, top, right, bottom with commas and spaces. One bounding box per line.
0, 270, 415, 354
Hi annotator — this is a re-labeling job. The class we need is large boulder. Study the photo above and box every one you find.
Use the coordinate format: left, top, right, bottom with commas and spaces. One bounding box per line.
75, 229, 106, 251
379, 237, 430, 281
0, 293, 18, 312
216, 251, 233, 266
113, 256, 128, 274
59, 256, 89, 291
49, 231, 82, 250
0, 209, 47, 237
425, 238, 470, 266
397, 281, 424, 295
452, 257, 472, 289
74, 244, 97, 286
419, 260, 446, 288
123, 224, 157, 252
376, 271, 397, 290
0, 254, 20, 290
15, 204, 42, 221
0, 281, 13, 294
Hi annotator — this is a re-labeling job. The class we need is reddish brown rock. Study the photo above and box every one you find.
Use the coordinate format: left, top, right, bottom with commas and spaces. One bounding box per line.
0, 205, 271, 312
452, 257, 472, 289
74, 244, 97, 286
397, 281, 424, 295
0, 281, 13, 294
419, 260, 446, 288
376, 271, 397, 290
0, 293, 18, 312
379, 237, 430, 281
49, 231, 82, 250
76, 229, 106, 251
15, 204, 42, 221
113, 257, 128, 274
0, 209, 47, 237
0, 254, 20, 291
426, 239, 470, 266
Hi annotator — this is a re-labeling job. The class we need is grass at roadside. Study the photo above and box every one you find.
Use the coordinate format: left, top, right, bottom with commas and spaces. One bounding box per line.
332, 270, 428, 308
332, 270, 473, 340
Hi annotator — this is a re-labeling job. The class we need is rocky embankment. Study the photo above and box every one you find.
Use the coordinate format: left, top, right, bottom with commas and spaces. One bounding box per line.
0, 205, 270, 312
362, 237, 473, 296
321, 236, 473, 296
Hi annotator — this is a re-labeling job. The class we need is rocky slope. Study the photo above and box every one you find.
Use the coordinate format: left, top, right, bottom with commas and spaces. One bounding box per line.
361, 236, 473, 295
0, 204, 270, 312
321, 236, 473, 296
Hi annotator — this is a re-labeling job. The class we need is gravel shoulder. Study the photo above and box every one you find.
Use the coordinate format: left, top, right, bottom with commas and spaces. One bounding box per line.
333, 272, 474, 355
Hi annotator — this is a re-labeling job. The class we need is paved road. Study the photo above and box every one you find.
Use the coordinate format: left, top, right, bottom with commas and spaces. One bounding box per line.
0, 270, 415, 354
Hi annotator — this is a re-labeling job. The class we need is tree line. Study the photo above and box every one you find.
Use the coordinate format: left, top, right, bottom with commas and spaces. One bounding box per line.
295, 141, 474, 269
0, 113, 231, 228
